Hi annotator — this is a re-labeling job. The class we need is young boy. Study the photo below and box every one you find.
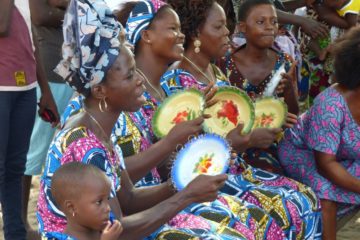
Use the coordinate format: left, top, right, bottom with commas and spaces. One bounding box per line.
46, 162, 123, 240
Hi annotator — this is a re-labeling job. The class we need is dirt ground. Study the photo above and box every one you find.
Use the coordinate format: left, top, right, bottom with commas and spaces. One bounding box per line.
1, 176, 360, 240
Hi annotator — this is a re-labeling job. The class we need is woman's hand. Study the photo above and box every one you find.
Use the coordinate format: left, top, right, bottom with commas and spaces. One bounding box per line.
225, 122, 251, 152
183, 174, 228, 203
202, 82, 218, 108
166, 115, 209, 147
248, 128, 283, 149
283, 112, 298, 129
300, 17, 328, 39
319, 44, 334, 61
315, 151, 360, 194
276, 61, 297, 95
101, 220, 123, 240
38, 91, 60, 127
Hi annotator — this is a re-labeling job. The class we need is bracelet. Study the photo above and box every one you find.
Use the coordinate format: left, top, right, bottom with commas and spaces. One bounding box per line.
166, 178, 177, 194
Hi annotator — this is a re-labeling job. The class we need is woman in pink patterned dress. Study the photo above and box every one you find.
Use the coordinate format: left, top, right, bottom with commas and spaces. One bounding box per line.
278, 26, 360, 240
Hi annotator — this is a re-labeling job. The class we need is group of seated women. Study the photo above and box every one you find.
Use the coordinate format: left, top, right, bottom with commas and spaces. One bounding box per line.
37, 0, 360, 239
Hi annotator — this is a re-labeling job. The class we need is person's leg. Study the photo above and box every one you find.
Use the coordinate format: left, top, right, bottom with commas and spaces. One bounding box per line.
2, 89, 36, 239
0, 92, 12, 239
21, 175, 32, 227
321, 199, 337, 240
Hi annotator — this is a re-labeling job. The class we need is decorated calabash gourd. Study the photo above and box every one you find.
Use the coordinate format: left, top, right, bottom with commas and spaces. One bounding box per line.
170, 134, 231, 191
152, 89, 204, 138
253, 97, 288, 129
203, 86, 255, 135
151, 89, 231, 191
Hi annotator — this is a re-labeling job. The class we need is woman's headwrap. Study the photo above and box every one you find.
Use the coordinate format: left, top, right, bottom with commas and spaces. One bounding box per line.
126, 0, 166, 46
55, 0, 123, 95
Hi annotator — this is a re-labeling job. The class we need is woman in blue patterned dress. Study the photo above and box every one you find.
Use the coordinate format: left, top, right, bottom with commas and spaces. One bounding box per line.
37, 1, 263, 239
278, 26, 360, 240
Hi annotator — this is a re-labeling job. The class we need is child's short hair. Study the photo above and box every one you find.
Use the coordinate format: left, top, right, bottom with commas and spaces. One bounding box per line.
333, 25, 360, 89
51, 162, 109, 210
237, 0, 274, 22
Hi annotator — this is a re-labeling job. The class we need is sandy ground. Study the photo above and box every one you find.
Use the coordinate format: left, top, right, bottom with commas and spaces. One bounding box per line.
0, 176, 359, 240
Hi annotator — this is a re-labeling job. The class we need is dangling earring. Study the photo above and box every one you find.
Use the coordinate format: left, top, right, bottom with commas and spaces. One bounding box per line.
194, 39, 201, 54
99, 97, 108, 112
72, 211, 75, 217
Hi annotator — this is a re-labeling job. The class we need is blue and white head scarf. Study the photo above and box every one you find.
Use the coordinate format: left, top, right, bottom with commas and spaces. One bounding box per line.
55, 0, 123, 95
125, 0, 166, 46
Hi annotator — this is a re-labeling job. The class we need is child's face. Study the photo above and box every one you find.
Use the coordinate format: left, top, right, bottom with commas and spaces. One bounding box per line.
240, 4, 278, 48
73, 176, 112, 231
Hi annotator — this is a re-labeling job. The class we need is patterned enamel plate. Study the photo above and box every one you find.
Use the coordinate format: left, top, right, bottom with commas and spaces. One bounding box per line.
152, 89, 204, 138
203, 86, 254, 135
171, 134, 230, 191
253, 97, 288, 129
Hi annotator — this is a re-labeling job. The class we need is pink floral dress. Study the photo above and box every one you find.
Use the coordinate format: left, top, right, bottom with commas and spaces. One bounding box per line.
279, 87, 360, 215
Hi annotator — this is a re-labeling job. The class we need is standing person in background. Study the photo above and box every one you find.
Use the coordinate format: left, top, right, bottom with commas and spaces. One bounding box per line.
231, 0, 328, 39
22, 0, 73, 235
0, 0, 58, 239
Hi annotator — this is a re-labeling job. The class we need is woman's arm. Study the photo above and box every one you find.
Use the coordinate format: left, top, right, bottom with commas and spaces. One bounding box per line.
118, 170, 227, 239
124, 139, 175, 183
315, 151, 360, 194
277, 9, 328, 39
118, 172, 175, 215
283, 85, 299, 115
277, 61, 299, 115
29, 0, 66, 27
0, 0, 14, 36
344, 13, 358, 28
32, 31, 60, 126
281, 0, 307, 11
125, 116, 204, 183
314, 4, 350, 29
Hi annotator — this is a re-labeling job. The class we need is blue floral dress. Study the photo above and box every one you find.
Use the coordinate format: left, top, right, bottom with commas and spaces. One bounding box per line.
159, 65, 323, 239
59, 96, 289, 239
57, 65, 322, 238
278, 87, 360, 216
